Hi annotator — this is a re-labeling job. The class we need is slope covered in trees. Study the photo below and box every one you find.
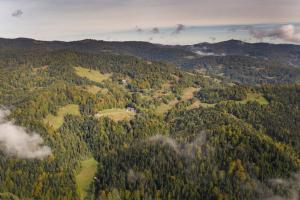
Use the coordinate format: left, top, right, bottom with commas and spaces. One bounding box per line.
1, 38, 300, 85
0, 45, 299, 200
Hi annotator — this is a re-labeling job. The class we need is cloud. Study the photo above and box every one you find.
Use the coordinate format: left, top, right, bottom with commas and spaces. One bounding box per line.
135, 26, 143, 33
228, 25, 253, 33
151, 27, 160, 34
148, 131, 208, 158
172, 24, 186, 34
127, 169, 145, 184
209, 36, 216, 42
12, 9, 23, 17
262, 172, 300, 200
194, 50, 226, 57
249, 24, 300, 43
148, 135, 179, 152
0, 109, 51, 159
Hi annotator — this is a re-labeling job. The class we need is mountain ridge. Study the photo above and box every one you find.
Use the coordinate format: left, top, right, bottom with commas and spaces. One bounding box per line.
1, 37, 300, 85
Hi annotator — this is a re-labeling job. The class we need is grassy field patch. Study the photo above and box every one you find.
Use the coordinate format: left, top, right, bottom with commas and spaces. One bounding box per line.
81, 85, 108, 95
74, 67, 112, 83
182, 87, 200, 100
95, 108, 136, 122
152, 82, 173, 98
153, 91, 172, 98
171, 74, 180, 81
85, 85, 102, 94
161, 82, 172, 90
187, 100, 215, 110
239, 92, 269, 105
187, 100, 201, 110
43, 104, 80, 130
76, 158, 98, 200
32, 65, 48, 73
185, 72, 196, 76
155, 99, 179, 115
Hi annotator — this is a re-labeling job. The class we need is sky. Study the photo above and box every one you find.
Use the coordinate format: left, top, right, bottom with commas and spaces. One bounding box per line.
1, 0, 300, 44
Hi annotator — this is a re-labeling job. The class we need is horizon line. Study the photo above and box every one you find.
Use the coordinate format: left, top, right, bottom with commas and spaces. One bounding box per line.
1, 37, 300, 46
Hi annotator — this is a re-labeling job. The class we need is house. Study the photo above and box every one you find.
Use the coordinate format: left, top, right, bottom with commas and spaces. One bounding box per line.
122, 79, 128, 85
126, 106, 136, 113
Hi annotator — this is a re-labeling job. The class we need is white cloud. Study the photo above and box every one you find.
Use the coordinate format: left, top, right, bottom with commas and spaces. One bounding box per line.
250, 24, 300, 43
148, 131, 208, 158
0, 109, 51, 159
263, 172, 300, 200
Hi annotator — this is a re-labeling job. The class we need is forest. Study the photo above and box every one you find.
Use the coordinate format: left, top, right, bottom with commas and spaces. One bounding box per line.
0, 46, 299, 200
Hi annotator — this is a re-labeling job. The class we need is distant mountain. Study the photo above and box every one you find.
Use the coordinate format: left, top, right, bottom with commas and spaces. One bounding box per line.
191, 39, 300, 67
1, 37, 300, 84
0, 38, 194, 62
1, 38, 300, 66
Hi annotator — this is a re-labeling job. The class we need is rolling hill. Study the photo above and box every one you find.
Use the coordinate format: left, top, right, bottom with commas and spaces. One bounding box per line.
1, 37, 300, 85
0, 38, 299, 200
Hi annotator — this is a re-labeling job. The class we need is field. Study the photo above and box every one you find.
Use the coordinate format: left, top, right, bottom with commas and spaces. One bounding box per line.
155, 99, 179, 115
74, 67, 112, 83
151, 81, 173, 98
85, 85, 102, 94
95, 108, 136, 121
187, 100, 215, 110
43, 104, 80, 130
32, 65, 48, 72
154, 87, 201, 114
154, 87, 201, 115
153, 88, 268, 113
181, 87, 200, 100
81, 85, 108, 95
76, 158, 98, 200
239, 92, 269, 105
186, 92, 268, 110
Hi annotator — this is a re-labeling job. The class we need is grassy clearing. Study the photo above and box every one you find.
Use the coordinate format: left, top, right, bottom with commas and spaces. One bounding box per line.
95, 108, 136, 122
187, 100, 215, 110
43, 104, 80, 130
186, 92, 267, 111
239, 92, 269, 105
186, 92, 268, 111
153, 91, 172, 98
185, 72, 196, 76
85, 85, 102, 94
152, 82, 173, 98
182, 87, 200, 100
154, 87, 201, 114
155, 99, 179, 115
32, 65, 48, 72
199, 102, 215, 108
161, 82, 172, 90
187, 100, 201, 110
76, 158, 98, 200
171, 74, 180, 81
81, 85, 108, 95
74, 67, 112, 83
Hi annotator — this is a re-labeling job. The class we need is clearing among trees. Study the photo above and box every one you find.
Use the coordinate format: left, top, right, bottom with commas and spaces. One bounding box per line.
74, 67, 112, 83
43, 104, 80, 130
76, 158, 98, 200
95, 108, 136, 122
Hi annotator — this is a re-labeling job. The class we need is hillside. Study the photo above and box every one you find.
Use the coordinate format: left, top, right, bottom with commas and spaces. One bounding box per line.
192, 39, 300, 67
0, 44, 299, 200
1, 38, 300, 85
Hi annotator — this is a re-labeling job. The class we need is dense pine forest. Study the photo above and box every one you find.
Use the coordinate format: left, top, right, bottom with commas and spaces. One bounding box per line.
0, 40, 299, 200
